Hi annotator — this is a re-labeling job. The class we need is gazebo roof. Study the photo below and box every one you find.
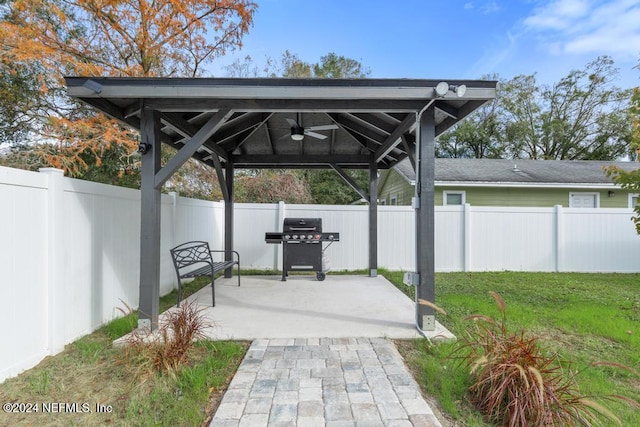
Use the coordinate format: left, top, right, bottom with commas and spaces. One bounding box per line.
65, 77, 497, 169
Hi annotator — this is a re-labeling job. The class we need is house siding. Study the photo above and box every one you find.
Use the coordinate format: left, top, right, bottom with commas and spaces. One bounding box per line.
379, 169, 634, 207
379, 170, 413, 205
436, 186, 631, 207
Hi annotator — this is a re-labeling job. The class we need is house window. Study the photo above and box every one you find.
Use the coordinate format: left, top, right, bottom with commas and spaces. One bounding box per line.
443, 191, 465, 206
389, 194, 398, 205
629, 194, 639, 209
569, 192, 599, 208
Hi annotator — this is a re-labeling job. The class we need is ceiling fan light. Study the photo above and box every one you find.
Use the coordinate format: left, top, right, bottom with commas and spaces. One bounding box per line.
291, 127, 305, 141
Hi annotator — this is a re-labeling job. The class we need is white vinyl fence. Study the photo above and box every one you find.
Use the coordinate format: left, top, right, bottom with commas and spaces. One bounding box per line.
1, 166, 640, 382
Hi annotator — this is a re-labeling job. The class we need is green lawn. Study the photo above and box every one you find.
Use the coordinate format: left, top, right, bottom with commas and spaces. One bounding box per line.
2, 272, 638, 426
0, 277, 249, 427
386, 271, 640, 426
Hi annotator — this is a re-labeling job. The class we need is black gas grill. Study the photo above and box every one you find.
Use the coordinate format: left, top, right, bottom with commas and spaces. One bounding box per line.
265, 217, 339, 281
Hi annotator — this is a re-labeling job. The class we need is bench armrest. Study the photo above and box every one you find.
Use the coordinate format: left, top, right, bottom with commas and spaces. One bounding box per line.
210, 249, 240, 265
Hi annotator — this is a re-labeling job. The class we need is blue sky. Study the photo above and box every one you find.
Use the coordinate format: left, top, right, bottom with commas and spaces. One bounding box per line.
211, 0, 640, 88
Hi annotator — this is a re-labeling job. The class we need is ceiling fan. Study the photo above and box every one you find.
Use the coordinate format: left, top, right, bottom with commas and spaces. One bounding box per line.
286, 117, 338, 141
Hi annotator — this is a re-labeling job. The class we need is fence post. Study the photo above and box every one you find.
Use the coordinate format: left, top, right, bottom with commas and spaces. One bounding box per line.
555, 205, 563, 272
169, 192, 178, 249
463, 203, 471, 272
276, 201, 285, 270
39, 168, 66, 355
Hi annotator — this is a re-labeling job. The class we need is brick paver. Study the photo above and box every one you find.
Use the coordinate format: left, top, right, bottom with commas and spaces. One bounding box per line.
210, 338, 441, 427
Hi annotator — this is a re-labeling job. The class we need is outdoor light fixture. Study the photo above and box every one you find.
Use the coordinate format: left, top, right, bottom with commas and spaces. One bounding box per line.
608, 190, 615, 198
291, 127, 305, 141
450, 84, 467, 97
434, 82, 467, 98
137, 142, 151, 154
435, 81, 449, 97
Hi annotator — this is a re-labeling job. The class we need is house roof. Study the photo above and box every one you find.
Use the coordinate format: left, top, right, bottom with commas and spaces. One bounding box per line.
64, 77, 497, 170
393, 158, 639, 187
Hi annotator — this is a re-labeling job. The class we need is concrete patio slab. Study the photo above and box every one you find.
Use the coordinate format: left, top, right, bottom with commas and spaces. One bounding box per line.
181, 275, 454, 341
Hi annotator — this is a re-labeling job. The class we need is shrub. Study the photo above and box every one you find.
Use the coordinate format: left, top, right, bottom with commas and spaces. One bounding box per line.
122, 300, 211, 378
454, 291, 632, 427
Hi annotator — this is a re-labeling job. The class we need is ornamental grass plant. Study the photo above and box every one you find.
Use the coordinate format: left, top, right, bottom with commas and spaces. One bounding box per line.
121, 299, 211, 378
455, 291, 639, 427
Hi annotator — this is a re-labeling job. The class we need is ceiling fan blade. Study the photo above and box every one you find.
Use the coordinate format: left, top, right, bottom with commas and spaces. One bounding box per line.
285, 118, 299, 127
306, 124, 339, 132
305, 131, 328, 140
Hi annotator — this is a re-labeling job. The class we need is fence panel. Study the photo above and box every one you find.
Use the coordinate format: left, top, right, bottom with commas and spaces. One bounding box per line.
0, 167, 49, 382
562, 208, 640, 272
468, 206, 557, 271
3, 165, 640, 383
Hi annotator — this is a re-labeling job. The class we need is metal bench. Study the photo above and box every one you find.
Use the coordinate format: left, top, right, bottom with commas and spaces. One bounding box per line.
169, 241, 240, 307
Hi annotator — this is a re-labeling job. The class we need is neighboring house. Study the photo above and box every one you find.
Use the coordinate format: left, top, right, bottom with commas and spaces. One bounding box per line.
378, 158, 640, 208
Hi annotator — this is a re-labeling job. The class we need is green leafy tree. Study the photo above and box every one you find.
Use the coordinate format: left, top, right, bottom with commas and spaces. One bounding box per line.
501, 56, 632, 160
607, 60, 640, 234
437, 74, 505, 158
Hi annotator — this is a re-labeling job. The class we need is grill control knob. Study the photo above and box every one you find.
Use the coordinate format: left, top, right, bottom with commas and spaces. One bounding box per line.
300, 235, 305, 240
308, 234, 313, 240
328, 235, 334, 240
284, 234, 290, 240
314, 234, 320, 240
293, 235, 299, 239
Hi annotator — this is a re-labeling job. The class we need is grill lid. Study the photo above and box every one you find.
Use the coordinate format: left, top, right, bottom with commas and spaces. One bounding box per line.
283, 217, 322, 232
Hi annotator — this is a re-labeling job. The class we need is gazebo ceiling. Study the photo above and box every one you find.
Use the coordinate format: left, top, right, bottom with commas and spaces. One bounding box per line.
65, 77, 497, 169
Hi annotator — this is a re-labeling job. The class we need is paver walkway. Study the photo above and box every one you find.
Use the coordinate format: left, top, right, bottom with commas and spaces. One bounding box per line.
210, 337, 441, 427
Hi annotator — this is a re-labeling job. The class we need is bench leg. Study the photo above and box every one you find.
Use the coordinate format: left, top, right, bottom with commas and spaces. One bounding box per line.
211, 273, 215, 307
177, 279, 183, 307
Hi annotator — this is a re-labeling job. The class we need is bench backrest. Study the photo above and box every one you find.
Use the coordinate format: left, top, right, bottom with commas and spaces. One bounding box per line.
170, 241, 212, 269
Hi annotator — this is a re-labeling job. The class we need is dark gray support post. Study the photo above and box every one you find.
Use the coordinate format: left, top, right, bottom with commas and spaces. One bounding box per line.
369, 159, 378, 277
416, 107, 436, 331
224, 160, 234, 278
138, 106, 162, 330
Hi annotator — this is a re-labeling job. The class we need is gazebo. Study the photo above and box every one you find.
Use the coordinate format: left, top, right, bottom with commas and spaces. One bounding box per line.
65, 77, 497, 331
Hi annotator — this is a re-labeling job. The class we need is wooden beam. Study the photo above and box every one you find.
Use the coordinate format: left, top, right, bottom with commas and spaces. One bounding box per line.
330, 163, 369, 202
142, 98, 427, 113
154, 109, 233, 189
434, 101, 459, 119
138, 107, 162, 329
221, 113, 274, 153
161, 112, 229, 160
211, 154, 229, 203
375, 114, 416, 163
436, 100, 487, 135
329, 113, 386, 146
231, 154, 371, 166
415, 107, 436, 331
401, 134, 416, 172
369, 159, 378, 277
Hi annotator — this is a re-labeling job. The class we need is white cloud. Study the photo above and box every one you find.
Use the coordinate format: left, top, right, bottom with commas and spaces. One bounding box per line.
463, 1, 501, 13
480, 1, 502, 14
523, 0, 640, 58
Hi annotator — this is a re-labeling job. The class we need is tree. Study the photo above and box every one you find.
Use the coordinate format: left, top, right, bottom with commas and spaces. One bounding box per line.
0, 61, 42, 145
501, 56, 632, 160
224, 51, 371, 204
234, 170, 312, 204
437, 74, 505, 158
0, 0, 257, 176
606, 60, 640, 234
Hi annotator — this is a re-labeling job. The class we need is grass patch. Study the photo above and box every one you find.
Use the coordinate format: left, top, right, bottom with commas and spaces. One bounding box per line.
390, 272, 640, 426
0, 276, 248, 426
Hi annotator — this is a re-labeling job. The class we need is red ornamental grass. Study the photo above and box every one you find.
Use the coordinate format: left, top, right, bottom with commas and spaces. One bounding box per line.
455, 292, 626, 427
